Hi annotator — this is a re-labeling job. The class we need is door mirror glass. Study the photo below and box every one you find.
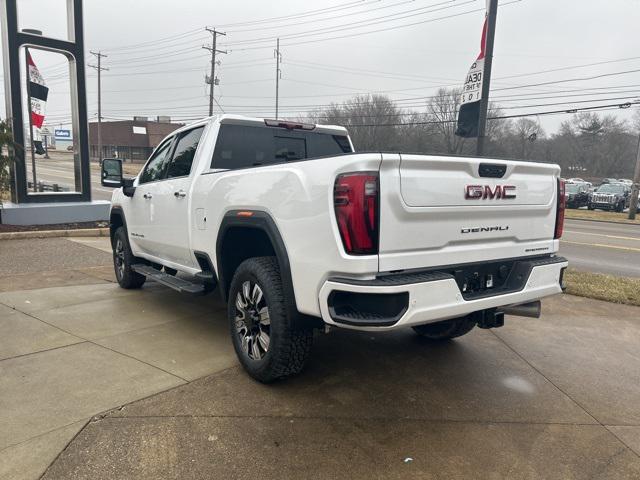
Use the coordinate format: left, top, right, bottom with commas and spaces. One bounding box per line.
101, 158, 123, 187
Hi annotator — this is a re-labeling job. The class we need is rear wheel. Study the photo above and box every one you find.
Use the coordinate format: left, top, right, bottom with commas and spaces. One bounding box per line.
228, 256, 313, 383
412, 315, 475, 340
112, 227, 146, 289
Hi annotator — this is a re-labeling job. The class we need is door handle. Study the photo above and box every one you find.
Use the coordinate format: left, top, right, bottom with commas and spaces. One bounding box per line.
143, 193, 153, 199
174, 190, 187, 198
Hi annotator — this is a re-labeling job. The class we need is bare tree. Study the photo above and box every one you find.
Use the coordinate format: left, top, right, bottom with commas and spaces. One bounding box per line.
510, 118, 545, 160
308, 94, 402, 151
305, 93, 637, 179
426, 88, 466, 154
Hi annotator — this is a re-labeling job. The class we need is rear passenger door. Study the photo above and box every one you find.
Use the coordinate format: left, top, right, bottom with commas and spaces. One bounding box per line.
145, 125, 205, 268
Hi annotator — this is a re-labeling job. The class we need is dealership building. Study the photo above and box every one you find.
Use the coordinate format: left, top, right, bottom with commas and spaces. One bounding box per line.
88, 116, 183, 161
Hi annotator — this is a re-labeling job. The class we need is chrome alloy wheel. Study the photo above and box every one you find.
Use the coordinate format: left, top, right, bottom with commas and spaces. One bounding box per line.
235, 281, 271, 360
114, 238, 125, 279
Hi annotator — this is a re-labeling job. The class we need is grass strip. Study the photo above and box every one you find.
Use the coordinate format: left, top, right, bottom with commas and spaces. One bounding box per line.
565, 209, 640, 225
564, 268, 640, 307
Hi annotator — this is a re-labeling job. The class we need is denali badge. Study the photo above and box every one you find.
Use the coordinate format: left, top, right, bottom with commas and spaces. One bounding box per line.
461, 226, 509, 234
465, 185, 516, 200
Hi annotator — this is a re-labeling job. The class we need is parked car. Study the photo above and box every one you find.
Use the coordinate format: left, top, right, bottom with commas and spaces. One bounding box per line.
589, 182, 630, 212
101, 115, 568, 382
565, 182, 590, 209
600, 178, 618, 185
567, 177, 585, 183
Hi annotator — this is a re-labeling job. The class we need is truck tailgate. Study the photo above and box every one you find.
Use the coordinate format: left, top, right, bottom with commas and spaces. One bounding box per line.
378, 154, 560, 272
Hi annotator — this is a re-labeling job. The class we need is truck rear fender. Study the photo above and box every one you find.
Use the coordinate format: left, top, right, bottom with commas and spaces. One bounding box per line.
216, 210, 296, 309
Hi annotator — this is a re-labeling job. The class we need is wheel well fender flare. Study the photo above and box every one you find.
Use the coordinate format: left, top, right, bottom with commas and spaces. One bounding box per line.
109, 206, 127, 247
216, 210, 295, 308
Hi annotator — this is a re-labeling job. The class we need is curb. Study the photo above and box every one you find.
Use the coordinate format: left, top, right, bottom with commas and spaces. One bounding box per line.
0, 228, 110, 240
565, 216, 640, 227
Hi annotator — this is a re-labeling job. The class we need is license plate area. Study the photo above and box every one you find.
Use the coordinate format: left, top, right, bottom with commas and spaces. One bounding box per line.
447, 260, 532, 300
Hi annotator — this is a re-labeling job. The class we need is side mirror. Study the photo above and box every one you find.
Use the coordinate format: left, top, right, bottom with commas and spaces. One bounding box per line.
101, 158, 123, 187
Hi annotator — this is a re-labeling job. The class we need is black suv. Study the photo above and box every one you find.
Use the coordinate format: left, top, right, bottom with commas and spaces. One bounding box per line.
589, 183, 630, 212
565, 182, 590, 209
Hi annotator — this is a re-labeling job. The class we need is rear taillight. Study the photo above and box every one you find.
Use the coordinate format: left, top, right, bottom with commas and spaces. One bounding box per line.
555, 178, 566, 239
334, 172, 379, 255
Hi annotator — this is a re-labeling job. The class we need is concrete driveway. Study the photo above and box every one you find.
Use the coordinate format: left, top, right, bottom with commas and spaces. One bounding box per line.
1, 237, 640, 479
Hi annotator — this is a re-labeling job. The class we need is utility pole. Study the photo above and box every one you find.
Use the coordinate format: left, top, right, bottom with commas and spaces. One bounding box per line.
89, 51, 108, 161
475, 0, 498, 157
203, 27, 227, 116
628, 133, 640, 220
275, 38, 282, 119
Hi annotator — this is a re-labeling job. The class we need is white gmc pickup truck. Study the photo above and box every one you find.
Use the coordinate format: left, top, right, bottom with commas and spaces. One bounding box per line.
101, 114, 568, 382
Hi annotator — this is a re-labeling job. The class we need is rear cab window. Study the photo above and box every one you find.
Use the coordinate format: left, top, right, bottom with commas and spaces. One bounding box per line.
211, 123, 352, 170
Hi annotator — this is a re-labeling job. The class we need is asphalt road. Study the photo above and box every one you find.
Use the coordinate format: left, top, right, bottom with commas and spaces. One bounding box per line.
560, 218, 640, 277
27, 153, 116, 201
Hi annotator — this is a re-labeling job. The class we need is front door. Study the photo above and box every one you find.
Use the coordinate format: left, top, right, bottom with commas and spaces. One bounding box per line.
144, 125, 205, 268
126, 137, 175, 256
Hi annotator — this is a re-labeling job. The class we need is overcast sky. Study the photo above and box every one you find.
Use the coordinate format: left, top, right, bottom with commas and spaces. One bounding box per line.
4, 0, 640, 134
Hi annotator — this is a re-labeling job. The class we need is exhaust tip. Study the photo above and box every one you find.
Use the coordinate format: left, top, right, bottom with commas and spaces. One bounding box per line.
500, 301, 541, 319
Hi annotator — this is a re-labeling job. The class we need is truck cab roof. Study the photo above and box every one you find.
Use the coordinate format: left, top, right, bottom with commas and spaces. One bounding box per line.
181, 114, 349, 137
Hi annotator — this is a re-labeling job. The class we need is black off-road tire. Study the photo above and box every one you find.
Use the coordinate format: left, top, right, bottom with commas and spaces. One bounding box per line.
228, 256, 313, 383
588, 204, 595, 211
112, 227, 146, 289
412, 315, 476, 340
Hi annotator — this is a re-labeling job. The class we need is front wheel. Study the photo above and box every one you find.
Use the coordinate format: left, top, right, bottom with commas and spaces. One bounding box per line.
412, 315, 475, 340
228, 257, 313, 383
112, 227, 146, 289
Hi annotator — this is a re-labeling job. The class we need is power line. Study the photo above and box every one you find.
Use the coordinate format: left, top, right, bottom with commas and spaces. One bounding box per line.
89, 2, 382, 57
226, 0, 417, 33
223, 2, 523, 51
100, 102, 636, 124
96, 94, 640, 118
494, 68, 640, 92
215, 0, 373, 28
224, 0, 470, 47
346, 101, 639, 127
98, 61, 272, 77
495, 55, 640, 80
96, 28, 205, 52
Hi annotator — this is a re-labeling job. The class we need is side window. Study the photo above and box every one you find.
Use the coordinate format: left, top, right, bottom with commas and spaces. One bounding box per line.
166, 126, 205, 179
139, 139, 173, 184
211, 125, 273, 169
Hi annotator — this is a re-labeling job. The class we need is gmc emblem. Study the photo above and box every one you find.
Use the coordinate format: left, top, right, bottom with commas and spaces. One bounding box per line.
465, 185, 516, 200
